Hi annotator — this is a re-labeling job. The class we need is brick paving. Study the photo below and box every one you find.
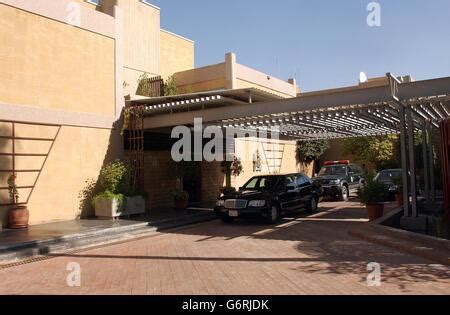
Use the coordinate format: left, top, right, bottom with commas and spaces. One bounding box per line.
0, 199, 449, 295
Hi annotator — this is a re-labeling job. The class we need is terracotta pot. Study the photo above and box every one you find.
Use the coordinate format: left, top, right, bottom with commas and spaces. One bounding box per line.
366, 203, 384, 222
174, 198, 188, 210
8, 205, 29, 229
395, 193, 403, 207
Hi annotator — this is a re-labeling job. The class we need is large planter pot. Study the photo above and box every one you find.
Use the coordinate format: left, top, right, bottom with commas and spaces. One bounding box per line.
366, 203, 384, 221
124, 196, 146, 216
395, 193, 403, 208
8, 205, 29, 229
94, 198, 123, 219
174, 198, 188, 210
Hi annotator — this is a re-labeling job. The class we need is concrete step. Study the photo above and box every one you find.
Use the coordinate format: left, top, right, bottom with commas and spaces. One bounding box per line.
0, 211, 216, 264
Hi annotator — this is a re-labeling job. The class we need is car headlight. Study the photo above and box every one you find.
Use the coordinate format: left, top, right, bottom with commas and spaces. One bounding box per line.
248, 200, 266, 207
329, 179, 341, 185
216, 200, 225, 207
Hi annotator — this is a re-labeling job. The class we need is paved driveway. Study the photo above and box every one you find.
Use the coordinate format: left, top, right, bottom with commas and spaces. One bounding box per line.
0, 200, 449, 295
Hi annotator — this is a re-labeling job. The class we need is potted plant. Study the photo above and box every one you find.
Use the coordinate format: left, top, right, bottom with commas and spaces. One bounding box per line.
391, 175, 403, 207
93, 160, 127, 219
123, 190, 147, 216
7, 173, 29, 229
171, 190, 189, 210
357, 174, 388, 221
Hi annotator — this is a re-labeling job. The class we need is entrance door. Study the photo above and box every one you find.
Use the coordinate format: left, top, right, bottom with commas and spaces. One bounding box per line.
182, 162, 202, 205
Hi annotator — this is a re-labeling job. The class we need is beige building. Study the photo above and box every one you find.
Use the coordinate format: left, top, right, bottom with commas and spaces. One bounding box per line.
0, 0, 194, 227
174, 52, 299, 98
0, 0, 305, 226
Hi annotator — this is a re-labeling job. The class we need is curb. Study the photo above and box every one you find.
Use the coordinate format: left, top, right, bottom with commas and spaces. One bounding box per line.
348, 225, 450, 266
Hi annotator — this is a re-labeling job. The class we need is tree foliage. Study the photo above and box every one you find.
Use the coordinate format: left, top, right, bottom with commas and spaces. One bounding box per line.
342, 135, 399, 169
296, 140, 329, 162
164, 76, 178, 96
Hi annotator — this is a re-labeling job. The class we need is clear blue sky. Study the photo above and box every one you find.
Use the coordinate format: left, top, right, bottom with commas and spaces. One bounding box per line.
151, 0, 450, 92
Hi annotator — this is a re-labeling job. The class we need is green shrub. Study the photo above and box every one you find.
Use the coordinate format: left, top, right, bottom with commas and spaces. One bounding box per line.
93, 160, 128, 205
98, 160, 128, 194
296, 140, 329, 162
357, 174, 388, 205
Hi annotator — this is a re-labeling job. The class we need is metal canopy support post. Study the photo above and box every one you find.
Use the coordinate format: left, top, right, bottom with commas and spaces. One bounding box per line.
428, 123, 436, 202
398, 103, 410, 216
406, 106, 418, 217
422, 123, 430, 203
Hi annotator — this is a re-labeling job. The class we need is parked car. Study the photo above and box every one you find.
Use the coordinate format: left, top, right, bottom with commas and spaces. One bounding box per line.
312, 160, 365, 201
214, 174, 321, 224
374, 168, 402, 200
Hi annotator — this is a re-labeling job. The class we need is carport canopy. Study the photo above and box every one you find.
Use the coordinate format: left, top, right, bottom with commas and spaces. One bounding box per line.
129, 73, 450, 220
131, 73, 450, 140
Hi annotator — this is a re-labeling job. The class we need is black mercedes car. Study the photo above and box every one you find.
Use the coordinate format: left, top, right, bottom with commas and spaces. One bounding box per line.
214, 173, 321, 224
312, 161, 365, 201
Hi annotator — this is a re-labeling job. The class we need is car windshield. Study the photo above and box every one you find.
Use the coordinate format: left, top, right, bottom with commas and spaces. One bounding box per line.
242, 176, 280, 191
318, 165, 347, 176
376, 170, 401, 182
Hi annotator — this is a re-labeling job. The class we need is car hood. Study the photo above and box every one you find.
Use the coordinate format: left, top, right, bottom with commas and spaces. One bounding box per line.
313, 175, 342, 181
220, 190, 268, 200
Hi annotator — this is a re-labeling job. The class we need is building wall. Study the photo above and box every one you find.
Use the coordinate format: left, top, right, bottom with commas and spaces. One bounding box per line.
142, 151, 178, 209
174, 63, 227, 94
232, 138, 313, 189
160, 29, 194, 80
0, 3, 116, 116
0, 2, 120, 228
172, 53, 298, 97
235, 64, 297, 98
201, 161, 225, 204
0, 122, 120, 227
118, 0, 160, 97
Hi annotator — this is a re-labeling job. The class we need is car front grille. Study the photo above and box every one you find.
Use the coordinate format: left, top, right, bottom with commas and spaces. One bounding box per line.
224, 199, 248, 209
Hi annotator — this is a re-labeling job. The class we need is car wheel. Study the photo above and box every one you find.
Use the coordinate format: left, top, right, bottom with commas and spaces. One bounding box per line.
339, 185, 349, 201
220, 215, 235, 224
306, 197, 318, 213
267, 205, 281, 224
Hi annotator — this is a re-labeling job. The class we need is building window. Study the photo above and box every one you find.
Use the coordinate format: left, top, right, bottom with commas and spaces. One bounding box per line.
86, 0, 100, 6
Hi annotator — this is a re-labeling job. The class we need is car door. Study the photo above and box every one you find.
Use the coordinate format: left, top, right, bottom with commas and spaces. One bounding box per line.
296, 174, 313, 205
278, 176, 297, 211
346, 166, 358, 190
348, 165, 361, 190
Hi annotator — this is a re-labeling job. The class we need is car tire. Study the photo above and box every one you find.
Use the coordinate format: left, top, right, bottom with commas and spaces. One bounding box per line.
306, 197, 318, 213
339, 185, 349, 201
220, 215, 235, 224
266, 205, 281, 224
